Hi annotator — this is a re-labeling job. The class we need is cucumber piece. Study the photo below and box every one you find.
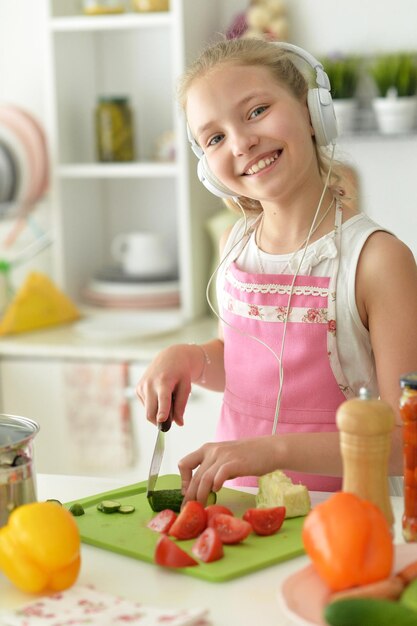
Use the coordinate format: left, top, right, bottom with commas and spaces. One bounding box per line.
148, 489, 183, 512
46, 499, 62, 506
400, 578, 417, 612
147, 489, 217, 512
97, 499, 121, 513
324, 598, 417, 626
206, 491, 217, 506
118, 505, 135, 514
69, 503, 85, 516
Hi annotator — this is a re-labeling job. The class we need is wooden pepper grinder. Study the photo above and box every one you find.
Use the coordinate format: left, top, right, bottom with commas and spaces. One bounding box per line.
336, 387, 395, 530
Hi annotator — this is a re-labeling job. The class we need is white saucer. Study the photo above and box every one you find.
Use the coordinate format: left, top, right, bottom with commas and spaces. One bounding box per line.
74, 311, 183, 342
86, 278, 180, 297
94, 265, 178, 283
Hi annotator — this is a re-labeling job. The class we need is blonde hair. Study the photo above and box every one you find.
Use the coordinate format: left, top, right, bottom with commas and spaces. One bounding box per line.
178, 37, 354, 215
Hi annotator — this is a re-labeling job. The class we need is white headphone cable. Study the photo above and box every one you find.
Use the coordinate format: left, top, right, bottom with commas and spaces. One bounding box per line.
204, 142, 336, 436
272, 142, 336, 433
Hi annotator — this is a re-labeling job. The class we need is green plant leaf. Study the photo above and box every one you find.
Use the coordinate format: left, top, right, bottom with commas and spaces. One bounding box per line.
321, 54, 361, 99
370, 52, 417, 97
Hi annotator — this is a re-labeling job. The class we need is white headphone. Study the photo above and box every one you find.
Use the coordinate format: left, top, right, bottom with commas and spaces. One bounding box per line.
187, 41, 338, 199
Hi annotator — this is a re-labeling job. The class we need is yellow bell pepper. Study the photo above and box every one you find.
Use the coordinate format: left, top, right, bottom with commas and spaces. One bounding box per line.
0, 501, 81, 593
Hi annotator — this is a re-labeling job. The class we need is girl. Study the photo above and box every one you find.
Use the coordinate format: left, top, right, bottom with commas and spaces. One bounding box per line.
136, 38, 417, 503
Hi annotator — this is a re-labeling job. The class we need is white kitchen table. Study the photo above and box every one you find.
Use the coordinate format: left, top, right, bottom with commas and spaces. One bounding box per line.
0, 474, 405, 626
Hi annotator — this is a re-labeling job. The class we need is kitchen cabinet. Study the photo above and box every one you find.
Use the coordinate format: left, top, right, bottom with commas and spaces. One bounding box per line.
0, 355, 221, 481
43, 0, 223, 321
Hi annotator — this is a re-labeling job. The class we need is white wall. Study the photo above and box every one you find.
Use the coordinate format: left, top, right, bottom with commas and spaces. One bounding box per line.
0, 0, 47, 121
221, 0, 417, 55
1, 0, 417, 254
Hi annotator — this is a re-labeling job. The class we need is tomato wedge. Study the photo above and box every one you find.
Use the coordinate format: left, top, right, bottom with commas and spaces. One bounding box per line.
154, 535, 198, 568
209, 513, 252, 544
205, 504, 233, 525
147, 509, 177, 534
168, 501, 207, 540
192, 527, 224, 563
243, 507, 286, 536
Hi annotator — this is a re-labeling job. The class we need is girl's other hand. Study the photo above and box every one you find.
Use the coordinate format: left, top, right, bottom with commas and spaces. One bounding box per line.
178, 436, 278, 504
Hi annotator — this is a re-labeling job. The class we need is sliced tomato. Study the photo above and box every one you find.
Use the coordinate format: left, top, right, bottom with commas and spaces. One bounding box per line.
147, 509, 177, 534
209, 513, 252, 544
192, 527, 224, 563
205, 504, 234, 525
168, 501, 207, 540
154, 535, 198, 568
242, 506, 286, 536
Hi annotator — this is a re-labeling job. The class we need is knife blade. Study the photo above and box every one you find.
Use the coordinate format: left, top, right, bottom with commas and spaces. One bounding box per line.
146, 401, 173, 496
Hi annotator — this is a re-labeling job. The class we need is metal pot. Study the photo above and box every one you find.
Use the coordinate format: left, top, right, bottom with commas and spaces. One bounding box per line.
0, 413, 40, 527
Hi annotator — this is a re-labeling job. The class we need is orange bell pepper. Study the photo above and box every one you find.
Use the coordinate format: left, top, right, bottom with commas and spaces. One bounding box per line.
302, 491, 393, 592
0, 501, 81, 593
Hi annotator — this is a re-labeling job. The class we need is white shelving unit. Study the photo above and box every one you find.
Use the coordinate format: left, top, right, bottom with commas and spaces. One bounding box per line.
43, 0, 223, 321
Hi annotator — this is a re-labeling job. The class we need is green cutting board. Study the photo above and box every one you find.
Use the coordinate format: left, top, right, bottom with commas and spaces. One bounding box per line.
65, 474, 306, 582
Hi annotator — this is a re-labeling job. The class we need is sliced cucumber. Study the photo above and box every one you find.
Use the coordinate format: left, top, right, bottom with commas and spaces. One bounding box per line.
46, 499, 62, 506
69, 503, 85, 516
324, 597, 417, 626
147, 489, 217, 512
118, 505, 135, 514
97, 499, 121, 513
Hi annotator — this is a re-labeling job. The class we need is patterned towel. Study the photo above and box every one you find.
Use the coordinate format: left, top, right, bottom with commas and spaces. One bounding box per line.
62, 361, 135, 472
0, 585, 210, 626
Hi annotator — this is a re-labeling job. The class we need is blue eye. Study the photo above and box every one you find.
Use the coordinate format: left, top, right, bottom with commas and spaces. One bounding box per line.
250, 105, 268, 119
208, 134, 224, 147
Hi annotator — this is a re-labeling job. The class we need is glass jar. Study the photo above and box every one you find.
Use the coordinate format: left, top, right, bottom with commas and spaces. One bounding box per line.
400, 372, 417, 542
131, 0, 169, 12
82, 1, 126, 15
95, 97, 135, 162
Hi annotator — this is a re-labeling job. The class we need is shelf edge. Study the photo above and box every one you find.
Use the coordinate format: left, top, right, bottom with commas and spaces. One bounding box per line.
57, 162, 179, 179
50, 13, 172, 33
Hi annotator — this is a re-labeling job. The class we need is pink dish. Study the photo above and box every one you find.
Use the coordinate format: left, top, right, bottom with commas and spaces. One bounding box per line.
0, 105, 49, 203
278, 542, 417, 626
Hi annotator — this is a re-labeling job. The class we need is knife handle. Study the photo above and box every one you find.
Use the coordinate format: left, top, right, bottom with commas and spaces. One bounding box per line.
159, 400, 174, 432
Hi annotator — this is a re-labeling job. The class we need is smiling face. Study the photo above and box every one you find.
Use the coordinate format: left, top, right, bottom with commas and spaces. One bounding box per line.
186, 63, 320, 205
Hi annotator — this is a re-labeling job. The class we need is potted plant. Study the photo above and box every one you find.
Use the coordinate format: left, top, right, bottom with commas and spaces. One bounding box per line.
322, 54, 362, 134
370, 52, 417, 134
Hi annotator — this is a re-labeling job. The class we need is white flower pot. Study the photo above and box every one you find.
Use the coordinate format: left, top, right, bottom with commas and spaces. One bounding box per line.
333, 99, 358, 135
372, 96, 417, 134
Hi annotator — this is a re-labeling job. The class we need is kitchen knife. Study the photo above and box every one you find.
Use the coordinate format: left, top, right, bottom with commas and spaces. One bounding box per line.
146, 402, 173, 497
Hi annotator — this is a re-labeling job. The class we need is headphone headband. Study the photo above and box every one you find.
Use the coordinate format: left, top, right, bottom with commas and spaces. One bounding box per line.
276, 42, 331, 90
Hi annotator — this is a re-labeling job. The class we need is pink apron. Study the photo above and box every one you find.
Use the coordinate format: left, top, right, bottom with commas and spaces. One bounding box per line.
216, 203, 353, 491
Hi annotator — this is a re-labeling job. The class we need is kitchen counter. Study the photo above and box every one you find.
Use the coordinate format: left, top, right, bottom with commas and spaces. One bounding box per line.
0, 314, 217, 361
0, 474, 406, 626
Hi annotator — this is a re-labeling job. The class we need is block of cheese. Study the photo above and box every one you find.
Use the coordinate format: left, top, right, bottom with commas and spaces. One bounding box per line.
0, 271, 81, 336
256, 469, 311, 518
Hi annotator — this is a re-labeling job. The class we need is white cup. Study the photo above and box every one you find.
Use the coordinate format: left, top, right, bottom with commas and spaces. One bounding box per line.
111, 231, 173, 277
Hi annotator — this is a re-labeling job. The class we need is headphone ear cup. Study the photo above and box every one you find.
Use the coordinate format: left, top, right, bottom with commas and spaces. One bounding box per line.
307, 88, 338, 147
197, 155, 237, 199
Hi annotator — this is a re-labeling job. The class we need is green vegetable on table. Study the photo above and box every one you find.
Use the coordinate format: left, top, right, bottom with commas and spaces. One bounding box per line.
69, 503, 85, 516
324, 597, 417, 626
96, 500, 135, 514
400, 578, 417, 612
